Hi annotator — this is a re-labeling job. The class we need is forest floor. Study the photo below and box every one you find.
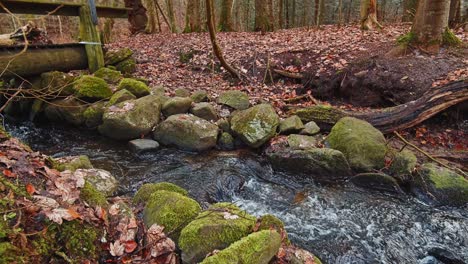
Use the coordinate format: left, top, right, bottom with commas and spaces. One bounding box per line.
107, 23, 468, 170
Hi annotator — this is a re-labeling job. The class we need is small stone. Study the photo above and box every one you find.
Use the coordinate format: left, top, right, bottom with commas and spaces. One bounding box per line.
300, 121, 321, 135
279, 115, 304, 134
162, 97, 193, 116
287, 134, 317, 149
175, 88, 191, 97
116, 57, 136, 74
216, 118, 230, 132
128, 139, 160, 153
93, 67, 122, 84
191, 90, 209, 103
218, 132, 235, 150
190, 102, 218, 121
217, 90, 250, 110
75, 169, 118, 197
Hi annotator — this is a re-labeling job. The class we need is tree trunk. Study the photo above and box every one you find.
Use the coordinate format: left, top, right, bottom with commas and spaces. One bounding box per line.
185, 0, 202, 32
206, 0, 240, 79
166, 0, 177, 33
411, 0, 450, 45
279, 0, 284, 28
360, 0, 383, 30
448, 0, 461, 27
124, 0, 148, 33
338, 0, 343, 25
315, 0, 324, 26
220, 0, 234, 31
145, 0, 158, 33
293, 81, 468, 134
255, 0, 274, 32
285, 0, 290, 28
402, 0, 418, 22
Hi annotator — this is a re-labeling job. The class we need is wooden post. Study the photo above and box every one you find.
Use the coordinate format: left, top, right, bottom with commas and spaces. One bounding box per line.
79, 4, 104, 72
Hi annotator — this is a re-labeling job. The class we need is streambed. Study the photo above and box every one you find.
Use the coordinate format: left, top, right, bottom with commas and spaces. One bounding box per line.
5, 120, 468, 264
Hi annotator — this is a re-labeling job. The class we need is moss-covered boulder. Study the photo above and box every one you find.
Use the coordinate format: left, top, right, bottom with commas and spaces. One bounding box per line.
40, 71, 75, 96
93, 67, 123, 84
116, 57, 136, 74
218, 132, 235, 150
179, 203, 256, 263
80, 181, 108, 207
287, 134, 318, 149
257, 214, 289, 244
83, 101, 107, 128
153, 114, 218, 152
300, 121, 321, 135
230, 104, 279, 148
117, 78, 150, 98
216, 118, 230, 132
388, 149, 417, 178
143, 190, 201, 239
326, 117, 388, 172
52, 155, 93, 172
191, 90, 209, 103
107, 89, 136, 106
98, 95, 161, 140
75, 169, 118, 197
266, 147, 352, 182
133, 182, 188, 205
200, 230, 281, 264
175, 88, 191, 97
350, 173, 401, 193
279, 115, 304, 134
218, 90, 250, 110
412, 163, 468, 206
190, 102, 217, 121
73, 75, 112, 101
105, 48, 133, 65
44, 97, 87, 126
162, 97, 193, 116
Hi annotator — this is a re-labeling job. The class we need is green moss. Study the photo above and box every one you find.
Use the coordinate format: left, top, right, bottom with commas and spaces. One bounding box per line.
200, 230, 281, 264
104, 48, 133, 65
423, 163, 468, 190
143, 190, 201, 239
388, 149, 417, 176
116, 58, 136, 74
80, 181, 108, 208
191, 90, 208, 103
294, 105, 345, 124
117, 78, 150, 98
52, 155, 93, 172
397, 31, 416, 45
0, 242, 23, 264
442, 28, 462, 46
217, 90, 250, 110
40, 71, 76, 96
94, 67, 123, 84
74, 75, 112, 101
179, 50, 194, 64
107, 89, 136, 106
179, 203, 257, 263
175, 88, 191, 97
133, 182, 188, 204
60, 221, 100, 260
258, 214, 289, 244
83, 101, 107, 128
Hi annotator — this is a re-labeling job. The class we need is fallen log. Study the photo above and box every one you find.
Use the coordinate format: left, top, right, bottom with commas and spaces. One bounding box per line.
292, 80, 468, 134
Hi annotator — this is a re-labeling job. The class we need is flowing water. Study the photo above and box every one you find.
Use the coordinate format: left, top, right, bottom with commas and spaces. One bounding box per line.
5, 120, 468, 264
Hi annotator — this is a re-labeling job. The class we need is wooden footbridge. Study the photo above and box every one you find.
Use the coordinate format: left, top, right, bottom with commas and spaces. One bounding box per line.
0, 0, 128, 77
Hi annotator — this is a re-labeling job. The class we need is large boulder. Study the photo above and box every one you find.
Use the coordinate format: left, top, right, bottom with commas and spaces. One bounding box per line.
388, 149, 417, 179
217, 91, 250, 110
143, 190, 201, 239
230, 104, 279, 148
191, 90, 209, 103
107, 89, 136, 106
116, 58, 136, 74
200, 230, 281, 264
266, 147, 352, 182
98, 95, 161, 140
105, 48, 133, 65
73, 75, 113, 101
93, 67, 122, 84
162, 97, 193, 116
179, 203, 257, 264
412, 163, 468, 206
326, 117, 387, 172
287, 134, 318, 149
133, 182, 188, 205
44, 97, 87, 126
40, 71, 75, 96
153, 114, 218, 152
117, 78, 150, 98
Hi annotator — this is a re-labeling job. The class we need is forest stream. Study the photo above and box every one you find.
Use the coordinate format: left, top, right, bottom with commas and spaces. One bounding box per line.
5, 119, 468, 264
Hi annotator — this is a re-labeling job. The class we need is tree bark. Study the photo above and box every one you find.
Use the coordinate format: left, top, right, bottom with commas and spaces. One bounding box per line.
124, 0, 148, 34
448, 0, 461, 27
166, 0, 177, 32
255, 0, 274, 32
206, 0, 240, 79
279, 0, 284, 28
144, 0, 158, 33
220, 0, 235, 31
185, 0, 202, 32
293, 81, 468, 134
360, 0, 383, 30
411, 0, 450, 45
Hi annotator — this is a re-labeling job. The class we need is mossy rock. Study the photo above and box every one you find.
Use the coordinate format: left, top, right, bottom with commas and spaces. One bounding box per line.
107, 89, 136, 106
258, 214, 289, 244
133, 182, 188, 204
44, 97, 88, 126
191, 90, 209, 103
116, 58, 136, 74
190, 102, 217, 121
287, 134, 318, 149
105, 48, 133, 65
216, 118, 231, 132
40, 71, 75, 96
143, 190, 201, 239
350, 173, 401, 193
179, 203, 257, 263
200, 230, 281, 264
94, 67, 123, 84
98, 95, 162, 140
326, 117, 388, 172
217, 90, 250, 110
412, 163, 468, 206
175, 88, 191, 97
300, 121, 321, 135
76, 169, 118, 197
80, 181, 108, 207
117, 78, 150, 98
218, 132, 235, 150
279, 115, 304, 134
162, 97, 193, 116
73, 75, 112, 101
83, 101, 107, 128
52, 155, 93, 172
388, 149, 417, 178
230, 104, 279, 148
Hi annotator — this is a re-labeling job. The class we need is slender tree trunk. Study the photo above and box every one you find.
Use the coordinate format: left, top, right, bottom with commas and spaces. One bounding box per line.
338, 0, 343, 25
291, 0, 296, 27
411, 0, 451, 45
285, 0, 290, 28
145, 0, 158, 33
166, 0, 177, 32
124, 0, 148, 33
255, 0, 274, 32
185, 0, 202, 32
402, 0, 418, 22
279, 0, 284, 28
220, 0, 235, 31
206, 0, 240, 79
448, 0, 461, 27
360, 0, 383, 30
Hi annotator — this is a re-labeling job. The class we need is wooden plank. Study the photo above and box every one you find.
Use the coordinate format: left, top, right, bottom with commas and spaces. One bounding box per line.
0, 0, 129, 18
0, 45, 88, 77
79, 4, 104, 72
